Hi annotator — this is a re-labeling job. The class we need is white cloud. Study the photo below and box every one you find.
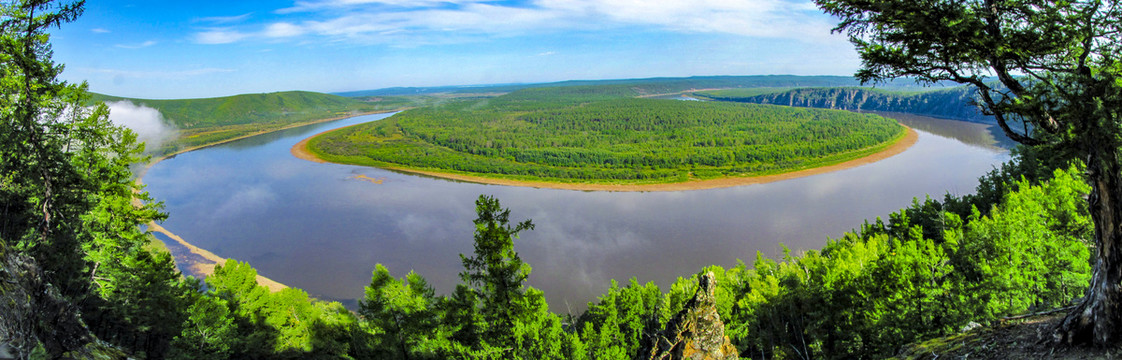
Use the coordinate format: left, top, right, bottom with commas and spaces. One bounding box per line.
106, 101, 178, 152
194, 30, 251, 44
537, 0, 832, 38
264, 22, 306, 37
116, 40, 157, 49
196, 13, 253, 24
278, 0, 500, 13
196, 0, 833, 45
91, 28, 110, 33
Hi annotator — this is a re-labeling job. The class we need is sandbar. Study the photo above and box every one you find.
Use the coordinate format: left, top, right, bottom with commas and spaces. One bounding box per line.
293, 125, 919, 192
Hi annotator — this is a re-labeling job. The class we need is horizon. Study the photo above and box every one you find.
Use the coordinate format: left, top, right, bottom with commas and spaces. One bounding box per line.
50, 0, 860, 99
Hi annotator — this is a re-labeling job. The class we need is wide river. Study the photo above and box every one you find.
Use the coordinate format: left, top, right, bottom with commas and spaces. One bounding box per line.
144, 111, 1009, 310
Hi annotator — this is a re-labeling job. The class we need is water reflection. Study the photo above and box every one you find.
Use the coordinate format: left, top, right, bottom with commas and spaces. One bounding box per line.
144, 112, 1008, 311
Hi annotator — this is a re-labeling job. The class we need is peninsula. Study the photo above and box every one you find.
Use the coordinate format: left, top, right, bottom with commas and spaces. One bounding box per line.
295, 86, 916, 191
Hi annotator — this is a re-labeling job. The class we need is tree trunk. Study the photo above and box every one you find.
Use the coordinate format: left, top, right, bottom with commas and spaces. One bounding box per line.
1056, 151, 1122, 345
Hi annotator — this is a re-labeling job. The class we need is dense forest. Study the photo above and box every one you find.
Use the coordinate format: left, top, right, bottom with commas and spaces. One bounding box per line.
1, 1, 1103, 359
696, 87, 992, 123
307, 91, 905, 183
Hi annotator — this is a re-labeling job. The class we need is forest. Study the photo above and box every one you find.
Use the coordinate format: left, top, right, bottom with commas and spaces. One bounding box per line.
307, 90, 905, 183
2, 0, 1113, 359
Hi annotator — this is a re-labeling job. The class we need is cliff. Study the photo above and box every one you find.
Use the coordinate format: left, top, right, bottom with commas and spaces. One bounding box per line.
643, 272, 739, 360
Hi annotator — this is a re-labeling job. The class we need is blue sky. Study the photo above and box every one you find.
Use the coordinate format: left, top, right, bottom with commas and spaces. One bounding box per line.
50, 0, 861, 99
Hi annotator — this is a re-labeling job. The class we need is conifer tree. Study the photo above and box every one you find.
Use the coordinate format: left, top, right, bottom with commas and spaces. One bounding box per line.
459, 195, 535, 349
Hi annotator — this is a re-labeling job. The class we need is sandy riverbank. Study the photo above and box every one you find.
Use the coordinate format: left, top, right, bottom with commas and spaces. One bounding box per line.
134, 109, 405, 292
292, 125, 919, 192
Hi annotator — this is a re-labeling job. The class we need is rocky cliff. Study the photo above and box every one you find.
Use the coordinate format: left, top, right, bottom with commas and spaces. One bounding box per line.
643, 272, 739, 360
702, 87, 993, 124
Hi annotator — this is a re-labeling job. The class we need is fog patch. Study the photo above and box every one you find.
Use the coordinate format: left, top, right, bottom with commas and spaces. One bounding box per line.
106, 101, 177, 152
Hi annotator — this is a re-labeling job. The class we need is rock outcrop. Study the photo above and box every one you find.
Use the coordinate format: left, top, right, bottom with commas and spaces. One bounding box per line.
643, 271, 738, 360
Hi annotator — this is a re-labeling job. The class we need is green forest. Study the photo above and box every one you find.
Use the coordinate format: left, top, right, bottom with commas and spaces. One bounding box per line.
307, 91, 905, 184
5, 0, 1120, 359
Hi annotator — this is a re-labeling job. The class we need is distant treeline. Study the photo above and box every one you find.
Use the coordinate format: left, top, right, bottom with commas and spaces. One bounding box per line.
697, 87, 993, 123
334, 75, 948, 97
308, 91, 905, 183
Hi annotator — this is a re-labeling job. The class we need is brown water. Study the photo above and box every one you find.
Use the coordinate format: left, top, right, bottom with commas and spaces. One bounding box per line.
143, 112, 1009, 310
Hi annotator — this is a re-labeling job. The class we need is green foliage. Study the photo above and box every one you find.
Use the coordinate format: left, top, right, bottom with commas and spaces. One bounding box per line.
575, 279, 664, 359
169, 281, 237, 360
721, 167, 1091, 359
203, 259, 361, 359
360, 264, 444, 359
814, 0, 1122, 343
355, 196, 573, 359
459, 195, 536, 349
309, 95, 905, 184
0, 0, 176, 357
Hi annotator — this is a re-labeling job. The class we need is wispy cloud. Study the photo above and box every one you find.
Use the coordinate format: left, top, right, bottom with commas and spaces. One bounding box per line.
91, 28, 110, 33
194, 30, 251, 44
264, 22, 306, 38
195, 0, 833, 45
277, 0, 500, 13
115, 40, 157, 49
196, 13, 253, 24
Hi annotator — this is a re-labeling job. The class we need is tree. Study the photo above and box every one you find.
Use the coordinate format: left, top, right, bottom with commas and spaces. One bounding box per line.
169, 280, 237, 360
1, 0, 170, 357
360, 264, 442, 359
459, 195, 535, 349
813, 0, 1122, 344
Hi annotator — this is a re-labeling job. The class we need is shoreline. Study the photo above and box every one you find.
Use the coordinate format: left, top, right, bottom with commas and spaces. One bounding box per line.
293, 125, 919, 192
135, 109, 405, 292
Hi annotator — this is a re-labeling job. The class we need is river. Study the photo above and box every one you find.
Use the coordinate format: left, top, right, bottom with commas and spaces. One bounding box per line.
143, 111, 1009, 311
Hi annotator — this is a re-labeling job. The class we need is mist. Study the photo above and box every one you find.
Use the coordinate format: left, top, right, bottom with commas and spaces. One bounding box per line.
106, 101, 177, 153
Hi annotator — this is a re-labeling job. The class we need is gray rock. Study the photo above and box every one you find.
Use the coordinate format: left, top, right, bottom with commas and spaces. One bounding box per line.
643, 271, 739, 360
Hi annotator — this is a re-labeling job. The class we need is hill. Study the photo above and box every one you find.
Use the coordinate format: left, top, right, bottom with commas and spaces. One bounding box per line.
90, 91, 421, 155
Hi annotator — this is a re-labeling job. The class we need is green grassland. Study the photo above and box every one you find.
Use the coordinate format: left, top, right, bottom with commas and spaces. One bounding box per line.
90, 91, 425, 155
307, 87, 906, 185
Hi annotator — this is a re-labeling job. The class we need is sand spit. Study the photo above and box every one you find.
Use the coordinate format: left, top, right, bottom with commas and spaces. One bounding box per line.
147, 222, 288, 292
